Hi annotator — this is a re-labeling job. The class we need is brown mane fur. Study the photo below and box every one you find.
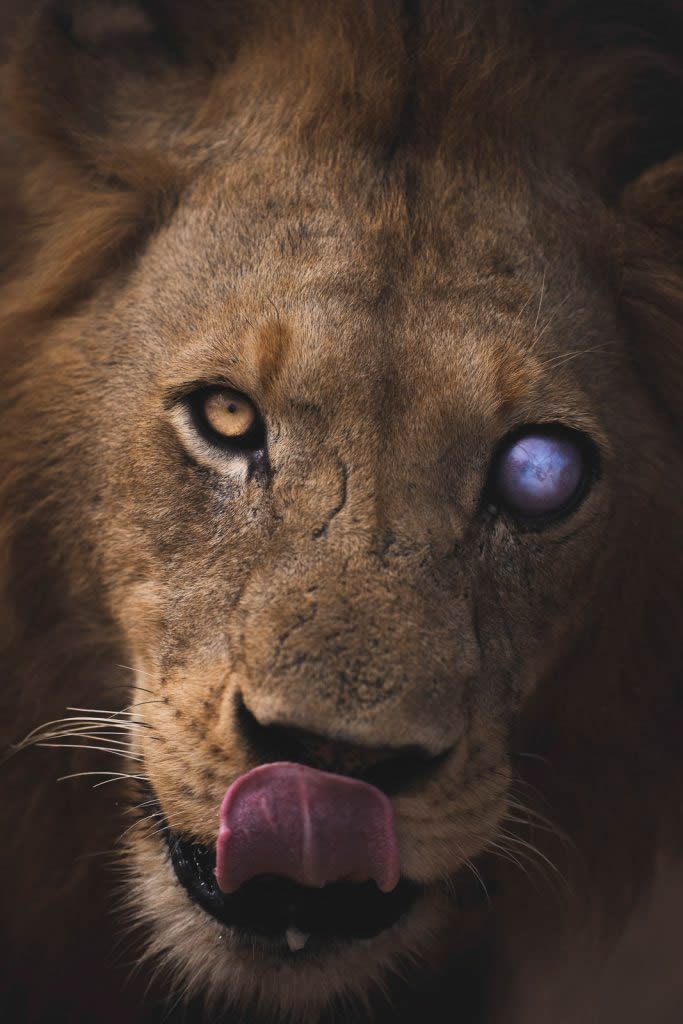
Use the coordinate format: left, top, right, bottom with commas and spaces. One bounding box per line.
1, 3, 682, 1022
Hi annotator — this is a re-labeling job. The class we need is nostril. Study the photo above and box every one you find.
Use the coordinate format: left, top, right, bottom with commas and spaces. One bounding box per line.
362, 748, 449, 796
234, 692, 450, 796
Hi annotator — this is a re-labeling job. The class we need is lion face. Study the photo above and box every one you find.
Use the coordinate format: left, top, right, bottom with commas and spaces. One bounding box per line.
85, 155, 619, 1011
3, 2, 682, 1021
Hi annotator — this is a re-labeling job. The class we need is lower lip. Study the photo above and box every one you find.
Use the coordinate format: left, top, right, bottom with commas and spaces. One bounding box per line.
166, 829, 421, 944
229, 926, 349, 959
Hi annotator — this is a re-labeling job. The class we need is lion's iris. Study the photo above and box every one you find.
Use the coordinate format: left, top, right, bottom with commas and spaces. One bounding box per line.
203, 389, 256, 439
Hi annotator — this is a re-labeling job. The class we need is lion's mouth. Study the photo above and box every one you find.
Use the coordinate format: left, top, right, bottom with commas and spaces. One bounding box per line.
143, 757, 493, 954
167, 828, 421, 952
147, 760, 493, 953
167, 827, 419, 946
155, 759, 422, 952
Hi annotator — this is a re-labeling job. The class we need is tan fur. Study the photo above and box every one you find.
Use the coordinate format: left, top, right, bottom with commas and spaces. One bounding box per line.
1, 2, 682, 1022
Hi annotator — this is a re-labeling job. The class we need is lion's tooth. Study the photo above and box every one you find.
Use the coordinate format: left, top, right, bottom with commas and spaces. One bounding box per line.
285, 927, 310, 952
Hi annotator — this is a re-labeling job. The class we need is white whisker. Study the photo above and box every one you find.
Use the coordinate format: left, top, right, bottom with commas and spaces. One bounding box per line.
531, 293, 571, 346
533, 267, 546, 333
56, 770, 147, 783
118, 812, 165, 842
66, 707, 153, 723
39, 733, 133, 748
92, 774, 148, 788
463, 857, 491, 905
115, 664, 160, 683
37, 741, 142, 760
538, 341, 619, 371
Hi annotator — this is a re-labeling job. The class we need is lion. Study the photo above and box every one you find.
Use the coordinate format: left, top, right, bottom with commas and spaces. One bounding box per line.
1, 1, 682, 1022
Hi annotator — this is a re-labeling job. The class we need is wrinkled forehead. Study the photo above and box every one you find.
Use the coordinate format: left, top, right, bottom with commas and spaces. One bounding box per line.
139, 153, 612, 454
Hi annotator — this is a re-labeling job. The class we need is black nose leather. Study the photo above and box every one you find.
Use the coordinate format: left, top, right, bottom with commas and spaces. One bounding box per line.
234, 693, 449, 796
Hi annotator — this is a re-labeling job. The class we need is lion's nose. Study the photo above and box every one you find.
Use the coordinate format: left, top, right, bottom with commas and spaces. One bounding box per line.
234, 693, 450, 796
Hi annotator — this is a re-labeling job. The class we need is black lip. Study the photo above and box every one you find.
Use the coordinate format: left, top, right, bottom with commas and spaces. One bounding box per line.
166, 825, 421, 944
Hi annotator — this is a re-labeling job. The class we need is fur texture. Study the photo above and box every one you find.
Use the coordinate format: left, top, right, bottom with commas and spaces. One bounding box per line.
1, 2, 682, 1022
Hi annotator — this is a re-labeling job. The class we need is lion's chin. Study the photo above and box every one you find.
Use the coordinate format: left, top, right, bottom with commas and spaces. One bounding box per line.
125, 829, 471, 1019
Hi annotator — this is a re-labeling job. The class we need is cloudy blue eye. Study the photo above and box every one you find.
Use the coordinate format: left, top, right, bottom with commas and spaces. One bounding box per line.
494, 430, 587, 520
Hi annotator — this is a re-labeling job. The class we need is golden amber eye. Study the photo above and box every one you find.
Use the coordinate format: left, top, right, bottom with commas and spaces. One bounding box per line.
202, 389, 257, 439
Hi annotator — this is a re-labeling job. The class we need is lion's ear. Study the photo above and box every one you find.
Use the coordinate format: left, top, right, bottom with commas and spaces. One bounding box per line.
591, 63, 683, 203
1, 1, 218, 318
619, 155, 683, 430
553, 0, 683, 202
10, 2, 178, 167
549, 2, 683, 428
7, 1, 232, 177
621, 156, 683, 247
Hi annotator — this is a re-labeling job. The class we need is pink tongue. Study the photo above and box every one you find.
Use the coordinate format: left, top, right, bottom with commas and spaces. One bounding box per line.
215, 762, 400, 895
